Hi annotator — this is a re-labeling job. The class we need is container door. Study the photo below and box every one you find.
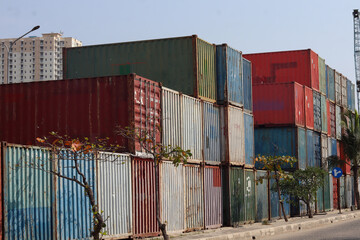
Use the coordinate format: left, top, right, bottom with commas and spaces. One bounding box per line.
230, 167, 244, 226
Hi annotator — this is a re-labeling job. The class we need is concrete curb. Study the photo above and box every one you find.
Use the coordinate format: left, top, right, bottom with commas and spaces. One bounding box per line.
170, 211, 360, 240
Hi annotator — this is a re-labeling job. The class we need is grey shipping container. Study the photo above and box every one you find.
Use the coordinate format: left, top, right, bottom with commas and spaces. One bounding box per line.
321, 94, 327, 133
336, 105, 342, 140
329, 102, 336, 138
313, 90, 322, 132
64, 35, 217, 102
255, 171, 268, 222
318, 56, 326, 95
321, 134, 328, 170
335, 71, 342, 105
244, 112, 255, 166
327, 65, 335, 102
216, 44, 243, 107
160, 161, 184, 233
204, 166, 222, 228
203, 101, 221, 164
255, 127, 306, 170
341, 75, 348, 107
313, 131, 322, 167
243, 57, 253, 112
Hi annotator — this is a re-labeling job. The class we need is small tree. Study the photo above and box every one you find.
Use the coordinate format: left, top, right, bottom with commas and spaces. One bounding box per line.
117, 124, 191, 240
278, 167, 327, 218
34, 132, 121, 240
256, 154, 296, 222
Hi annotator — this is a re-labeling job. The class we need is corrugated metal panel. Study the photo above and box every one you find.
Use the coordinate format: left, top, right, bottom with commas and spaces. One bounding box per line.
245, 170, 256, 222
243, 58, 253, 112
182, 95, 203, 161
244, 113, 254, 166
335, 71, 342, 105
243, 49, 319, 90
345, 175, 352, 208
132, 158, 159, 237
298, 127, 307, 170
196, 38, 217, 101
327, 100, 331, 136
321, 95, 327, 133
160, 161, 184, 233
313, 132, 321, 167
253, 82, 305, 127
333, 176, 338, 209
64, 35, 216, 101
305, 86, 314, 129
321, 134, 328, 170
57, 150, 95, 240
317, 186, 324, 212
97, 152, 132, 238
229, 167, 245, 226
341, 75, 348, 107
352, 83, 356, 112
216, 44, 243, 106
318, 57, 326, 94
327, 66, 335, 102
340, 176, 346, 208
0, 75, 161, 153
313, 90, 322, 132
162, 87, 182, 149
333, 110, 340, 141
185, 165, 204, 230
203, 102, 221, 163
221, 105, 245, 164
3, 144, 53, 240
324, 174, 331, 211
307, 129, 314, 167
329, 102, 336, 138
204, 166, 222, 228
256, 171, 268, 222
347, 80, 352, 110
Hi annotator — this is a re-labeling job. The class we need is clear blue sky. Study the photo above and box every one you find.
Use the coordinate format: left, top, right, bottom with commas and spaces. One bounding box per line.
1, 0, 359, 85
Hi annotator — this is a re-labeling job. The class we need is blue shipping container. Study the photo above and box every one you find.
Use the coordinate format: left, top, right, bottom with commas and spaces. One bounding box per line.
203, 102, 221, 163
244, 113, 254, 165
4, 144, 54, 240
347, 79, 352, 110
254, 127, 306, 170
270, 176, 290, 219
313, 131, 321, 167
306, 129, 314, 167
256, 171, 268, 222
243, 57, 252, 112
216, 44, 243, 107
331, 138, 337, 156
313, 90, 321, 132
57, 150, 96, 240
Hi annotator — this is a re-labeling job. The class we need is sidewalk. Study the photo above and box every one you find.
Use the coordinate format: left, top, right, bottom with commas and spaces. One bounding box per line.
153, 209, 360, 240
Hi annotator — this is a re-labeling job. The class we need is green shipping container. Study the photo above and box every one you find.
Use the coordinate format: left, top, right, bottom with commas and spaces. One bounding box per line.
229, 167, 245, 226
318, 56, 326, 95
324, 173, 333, 211
245, 170, 256, 222
63, 35, 217, 102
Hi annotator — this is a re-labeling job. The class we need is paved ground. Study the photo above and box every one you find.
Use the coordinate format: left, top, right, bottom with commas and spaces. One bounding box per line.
148, 209, 360, 240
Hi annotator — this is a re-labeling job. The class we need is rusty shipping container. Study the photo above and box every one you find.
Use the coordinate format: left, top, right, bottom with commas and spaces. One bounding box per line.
132, 157, 159, 237
220, 105, 245, 164
313, 90, 322, 132
185, 164, 204, 231
3, 143, 53, 240
341, 75, 348, 107
160, 161, 184, 233
327, 100, 331, 137
182, 94, 203, 162
204, 166, 222, 228
329, 102, 336, 138
304, 86, 314, 130
321, 94, 328, 133
321, 134, 328, 170
318, 56, 326, 95
0, 74, 161, 154
64, 35, 217, 102
253, 82, 305, 127
327, 65, 335, 101
335, 71, 342, 105
216, 44, 243, 107
97, 152, 132, 238
162, 87, 182, 149
203, 101, 221, 164
243, 49, 319, 90
255, 171, 268, 222
336, 105, 342, 140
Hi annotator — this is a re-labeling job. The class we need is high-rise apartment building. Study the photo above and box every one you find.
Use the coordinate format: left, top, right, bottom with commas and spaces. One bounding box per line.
0, 33, 82, 84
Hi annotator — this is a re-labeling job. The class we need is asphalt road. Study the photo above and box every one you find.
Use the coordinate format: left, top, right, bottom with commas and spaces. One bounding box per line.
262, 217, 360, 240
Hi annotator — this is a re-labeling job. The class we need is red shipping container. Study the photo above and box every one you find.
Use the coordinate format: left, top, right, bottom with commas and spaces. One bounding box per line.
333, 176, 338, 209
329, 102, 336, 138
327, 100, 331, 137
0, 74, 161, 154
304, 86, 314, 129
339, 142, 351, 175
253, 82, 305, 127
132, 157, 160, 237
244, 49, 319, 90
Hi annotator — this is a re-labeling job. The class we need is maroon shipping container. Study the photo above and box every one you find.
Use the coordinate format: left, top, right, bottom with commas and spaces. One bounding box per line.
132, 157, 160, 237
253, 82, 305, 127
204, 166, 222, 229
304, 86, 314, 130
327, 100, 331, 137
329, 102, 336, 138
244, 49, 319, 90
339, 142, 351, 175
0, 74, 161, 154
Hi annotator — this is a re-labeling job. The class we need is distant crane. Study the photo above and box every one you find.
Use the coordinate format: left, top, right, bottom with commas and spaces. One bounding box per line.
353, 9, 360, 112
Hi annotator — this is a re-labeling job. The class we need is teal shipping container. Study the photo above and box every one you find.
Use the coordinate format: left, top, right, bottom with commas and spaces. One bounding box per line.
244, 113, 254, 166
318, 56, 326, 95
326, 65, 335, 102
347, 80, 355, 111
254, 127, 306, 170
317, 187, 324, 212
3, 144, 53, 240
324, 173, 333, 211
307, 129, 314, 167
321, 94, 328, 133
270, 176, 290, 219
243, 58, 253, 112
64, 35, 217, 102
313, 90, 322, 132
216, 44, 243, 106
256, 171, 268, 222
